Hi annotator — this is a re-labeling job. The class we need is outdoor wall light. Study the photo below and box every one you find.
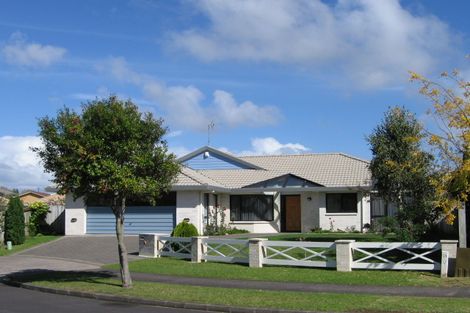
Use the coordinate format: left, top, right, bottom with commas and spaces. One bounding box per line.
307, 196, 312, 201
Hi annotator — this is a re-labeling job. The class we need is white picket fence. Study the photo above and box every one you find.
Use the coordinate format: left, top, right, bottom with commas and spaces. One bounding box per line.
139, 234, 457, 276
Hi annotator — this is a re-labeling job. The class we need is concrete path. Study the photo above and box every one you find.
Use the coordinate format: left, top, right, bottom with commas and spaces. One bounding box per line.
105, 270, 470, 298
17, 235, 140, 265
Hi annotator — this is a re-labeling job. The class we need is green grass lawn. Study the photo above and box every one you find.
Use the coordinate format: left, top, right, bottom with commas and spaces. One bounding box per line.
267, 232, 398, 242
0, 235, 60, 256
104, 257, 470, 287
20, 271, 470, 313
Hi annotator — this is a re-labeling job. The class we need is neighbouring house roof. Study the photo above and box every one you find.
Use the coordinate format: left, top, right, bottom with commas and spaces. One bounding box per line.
175, 147, 372, 190
19, 191, 50, 198
0, 186, 15, 196
39, 193, 65, 205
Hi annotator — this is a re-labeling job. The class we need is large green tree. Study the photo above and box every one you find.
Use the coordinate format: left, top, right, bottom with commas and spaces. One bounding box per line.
4, 197, 25, 245
34, 96, 180, 288
368, 107, 437, 240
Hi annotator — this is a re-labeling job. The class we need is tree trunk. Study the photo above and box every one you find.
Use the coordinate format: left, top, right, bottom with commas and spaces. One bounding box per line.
114, 197, 132, 288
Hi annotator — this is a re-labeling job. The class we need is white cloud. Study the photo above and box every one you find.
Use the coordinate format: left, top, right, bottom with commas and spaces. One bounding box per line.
0, 136, 51, 189
167, 130, 183, 138
171, 0, 457, 88
99, 57, 280, 130
168, 146, 191, 157
1, 32, 66, 67
240, 137, 309, 155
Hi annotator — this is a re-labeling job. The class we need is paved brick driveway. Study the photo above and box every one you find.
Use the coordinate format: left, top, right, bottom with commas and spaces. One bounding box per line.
17, 236, 140, 265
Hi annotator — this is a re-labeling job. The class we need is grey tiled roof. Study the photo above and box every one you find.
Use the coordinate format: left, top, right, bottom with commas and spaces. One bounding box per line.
239, 153, 371, 187
174, 167, 224, 187
175, 152, 372, 189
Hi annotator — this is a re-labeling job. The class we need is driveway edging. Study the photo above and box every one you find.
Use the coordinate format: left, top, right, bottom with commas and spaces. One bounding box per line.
1, 278, 325, 313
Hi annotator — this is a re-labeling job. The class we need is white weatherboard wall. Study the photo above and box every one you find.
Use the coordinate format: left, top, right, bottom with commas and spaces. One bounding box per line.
176, 191, 203, 234
65, 194, 86, 235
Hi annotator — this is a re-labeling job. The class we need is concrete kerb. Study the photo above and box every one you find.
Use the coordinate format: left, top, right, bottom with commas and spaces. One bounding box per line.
0, 278, 326, 313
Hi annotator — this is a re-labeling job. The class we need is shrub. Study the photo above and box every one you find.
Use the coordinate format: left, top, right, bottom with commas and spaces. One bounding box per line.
225, 227, 249, 235
371, 216, 399, 237
28, 201, 50, 236
172, 220, 198, 237
4, 197, 25, 245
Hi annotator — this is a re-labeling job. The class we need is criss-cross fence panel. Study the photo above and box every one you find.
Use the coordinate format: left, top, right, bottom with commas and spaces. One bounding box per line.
351, 242, 441, 270
203, 238, 249, 263
158, 236, 192, 259
262, 241, 336, 268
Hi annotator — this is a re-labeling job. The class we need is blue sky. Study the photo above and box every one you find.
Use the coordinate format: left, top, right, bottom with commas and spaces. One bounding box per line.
0, 0, 469, 189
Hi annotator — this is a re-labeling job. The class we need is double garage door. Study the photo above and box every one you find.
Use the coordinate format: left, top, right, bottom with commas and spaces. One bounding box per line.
87, 206, 175, 234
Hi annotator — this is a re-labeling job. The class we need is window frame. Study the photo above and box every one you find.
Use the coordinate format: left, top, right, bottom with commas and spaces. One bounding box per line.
325, 193, 357, 214
230, 194, 274, 222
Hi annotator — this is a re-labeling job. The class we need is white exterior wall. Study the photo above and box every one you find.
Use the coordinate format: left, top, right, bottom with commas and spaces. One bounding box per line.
65, 193, 86, 235
300, 192, 320, 232
361, 192, 371, 228
319, 192, 369, 232
176, 191, 203, 234
228, 192, 281, 233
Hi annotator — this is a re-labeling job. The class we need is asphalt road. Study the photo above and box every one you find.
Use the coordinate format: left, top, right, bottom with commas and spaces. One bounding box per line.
0, 284, 210, 313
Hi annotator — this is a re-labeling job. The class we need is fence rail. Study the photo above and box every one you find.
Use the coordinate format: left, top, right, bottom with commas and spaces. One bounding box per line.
138, 234, 457, 277
158, 236, 192, 259
262, 241, 336, 268
203, 238, 249, 263
351, 242, 441, 271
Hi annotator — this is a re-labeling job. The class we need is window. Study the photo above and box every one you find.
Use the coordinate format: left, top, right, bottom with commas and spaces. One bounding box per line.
230, 195, 274, 221
326, 193, 357, 213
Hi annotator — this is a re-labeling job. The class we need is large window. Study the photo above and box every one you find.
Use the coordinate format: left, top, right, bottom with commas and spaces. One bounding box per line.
230, 195, 274, 221
326, 193, 357, 213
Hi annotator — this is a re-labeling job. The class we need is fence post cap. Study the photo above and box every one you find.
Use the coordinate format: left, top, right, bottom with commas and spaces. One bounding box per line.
440, 239, 458, 244
335, 239, 356, 243
249, 238, 268, 242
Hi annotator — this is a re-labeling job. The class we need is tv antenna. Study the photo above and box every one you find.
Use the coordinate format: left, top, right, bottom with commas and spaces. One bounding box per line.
207, 121, 215, 146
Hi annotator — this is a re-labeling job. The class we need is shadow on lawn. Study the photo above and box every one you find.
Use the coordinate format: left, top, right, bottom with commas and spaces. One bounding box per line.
2, 269, 121, 287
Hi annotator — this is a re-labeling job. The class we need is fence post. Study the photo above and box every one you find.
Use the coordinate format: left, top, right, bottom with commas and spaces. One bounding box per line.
249, 238, 267, 268
191, 236, 208, 263
139, 234, 161, 258
335, 240, 355, 272
440, 240, 458, 277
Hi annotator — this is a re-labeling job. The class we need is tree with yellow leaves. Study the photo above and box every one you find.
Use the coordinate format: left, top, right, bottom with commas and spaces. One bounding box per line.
410, 68, 470, 226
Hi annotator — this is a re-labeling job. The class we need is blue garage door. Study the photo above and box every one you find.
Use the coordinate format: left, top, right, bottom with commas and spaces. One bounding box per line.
87, 206, 175, 234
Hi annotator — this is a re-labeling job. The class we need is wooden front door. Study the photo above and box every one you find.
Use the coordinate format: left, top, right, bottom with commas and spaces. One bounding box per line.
285, 195, 301, 232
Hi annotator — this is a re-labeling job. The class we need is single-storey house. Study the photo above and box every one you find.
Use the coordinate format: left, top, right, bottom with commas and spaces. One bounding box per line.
20, 191, 50, 206
65, 146, 374, 235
